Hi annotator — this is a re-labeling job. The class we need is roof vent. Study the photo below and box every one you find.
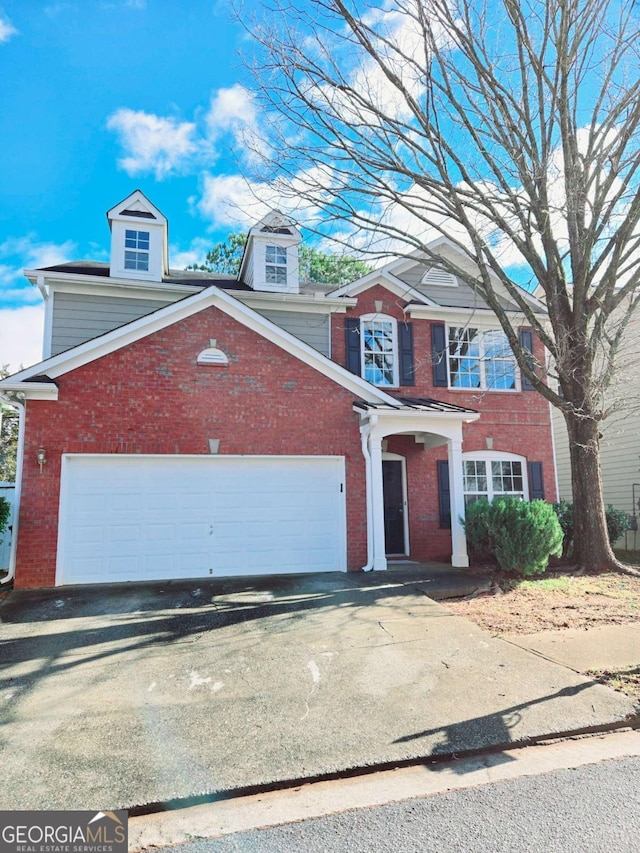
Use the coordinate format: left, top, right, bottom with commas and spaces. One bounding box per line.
421, 267, 457, 287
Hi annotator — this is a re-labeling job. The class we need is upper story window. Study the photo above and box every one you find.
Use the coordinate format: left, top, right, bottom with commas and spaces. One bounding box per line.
361, 316, 398, 386
448, 326, 517, 391
124, 229, 150, 272
265, 245, 287, 285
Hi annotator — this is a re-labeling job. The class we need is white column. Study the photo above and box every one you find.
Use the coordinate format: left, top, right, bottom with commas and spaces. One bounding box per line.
447, 438, 469, 568
369, 432, 388, 571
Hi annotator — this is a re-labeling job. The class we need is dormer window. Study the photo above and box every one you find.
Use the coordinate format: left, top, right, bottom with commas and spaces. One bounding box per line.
265, 245, 287, 285
124, 230, 150, 272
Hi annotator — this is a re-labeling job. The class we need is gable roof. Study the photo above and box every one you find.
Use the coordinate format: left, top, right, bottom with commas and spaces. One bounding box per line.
328, 238, 547, 315
106, 189, 167, 226
1, 285, 398, 406
328, 268, 435, 304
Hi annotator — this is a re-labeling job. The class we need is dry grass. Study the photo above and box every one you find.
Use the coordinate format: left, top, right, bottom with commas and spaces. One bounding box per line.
445, 570, 640, 634
588, 666, 640, 703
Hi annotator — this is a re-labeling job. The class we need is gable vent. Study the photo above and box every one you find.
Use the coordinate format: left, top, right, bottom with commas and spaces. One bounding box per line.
421, 267, 457, 287
121, 209, 156, 219
197, 347, 229, 365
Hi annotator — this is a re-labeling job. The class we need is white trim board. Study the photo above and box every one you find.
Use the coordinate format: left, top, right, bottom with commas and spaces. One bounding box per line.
1, 286, 398, 406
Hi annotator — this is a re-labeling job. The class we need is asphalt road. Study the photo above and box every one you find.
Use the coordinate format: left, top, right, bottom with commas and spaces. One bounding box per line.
149, 756, 640, 853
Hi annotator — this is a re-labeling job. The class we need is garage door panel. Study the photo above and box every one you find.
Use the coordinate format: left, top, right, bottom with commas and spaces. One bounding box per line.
57, 455, 346, 585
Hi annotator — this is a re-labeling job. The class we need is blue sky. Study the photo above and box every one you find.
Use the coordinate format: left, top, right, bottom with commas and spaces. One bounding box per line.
0, 0, 271, 371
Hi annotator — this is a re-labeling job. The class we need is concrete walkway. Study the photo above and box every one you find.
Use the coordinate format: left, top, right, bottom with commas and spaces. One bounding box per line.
506, 623, 640, 672
0, 572, 636, 812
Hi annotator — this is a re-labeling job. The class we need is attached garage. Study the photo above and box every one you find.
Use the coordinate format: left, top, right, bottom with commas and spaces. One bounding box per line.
56, 455, 347, 585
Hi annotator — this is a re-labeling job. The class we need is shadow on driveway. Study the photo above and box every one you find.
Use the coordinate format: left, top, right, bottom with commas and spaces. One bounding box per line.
0, 573, 635, 811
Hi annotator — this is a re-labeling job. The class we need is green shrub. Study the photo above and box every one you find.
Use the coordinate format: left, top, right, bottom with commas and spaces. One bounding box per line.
463, 497, 563, 576
488, 498, 563, 576
462, 498, 493, 559
0, 496, 9, 545
551, 501, 630, 554
605, 504, 630, 545
551, 499, 574, 558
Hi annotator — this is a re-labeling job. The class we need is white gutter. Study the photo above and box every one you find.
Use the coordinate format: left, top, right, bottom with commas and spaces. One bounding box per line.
0, 395, 25, 586
359, 419, 375, 572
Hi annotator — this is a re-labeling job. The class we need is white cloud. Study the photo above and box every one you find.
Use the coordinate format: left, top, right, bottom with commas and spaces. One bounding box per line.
169, 237, 213, 270
0, 16, 17, 43
106, 109, 198, 180
0, 305, 45, 372
107, 83, 268, 182
206, 85, 257, 136
197, 166, 328, 230
0, 237, 76, 303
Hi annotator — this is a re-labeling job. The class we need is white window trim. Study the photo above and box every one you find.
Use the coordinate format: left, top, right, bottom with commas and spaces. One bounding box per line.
461, 451, 529, 502
447, 325, 521, 392
124, 229, 150, 272
360, 313, 399, 388
265, 245, 287, 285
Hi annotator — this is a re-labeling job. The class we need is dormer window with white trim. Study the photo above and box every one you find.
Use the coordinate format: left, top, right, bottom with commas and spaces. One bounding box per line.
108, 191, 168, 282
265, 245, 287, 285
361, 316, 398, 386
124, 230, 150, 272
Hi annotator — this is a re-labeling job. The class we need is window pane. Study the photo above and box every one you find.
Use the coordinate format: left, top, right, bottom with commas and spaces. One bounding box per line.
491, 460, 523, 495
483, 330, 517, 390
124, 250, 149, 271
362, 319, 396, 385
266, 245, 287, 265
449, 327, 481, 388
125, 230, 150, 253
463, 460, 487, 493
266, 264, 287, 284
464, 494, 484, 506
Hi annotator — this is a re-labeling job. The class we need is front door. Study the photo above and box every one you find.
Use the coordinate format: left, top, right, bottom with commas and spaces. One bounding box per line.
382, 459, 406, 554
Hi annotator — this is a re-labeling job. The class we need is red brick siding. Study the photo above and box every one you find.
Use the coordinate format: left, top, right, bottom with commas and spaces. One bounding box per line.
16, 306, 368, 588
334, 284, 557, 561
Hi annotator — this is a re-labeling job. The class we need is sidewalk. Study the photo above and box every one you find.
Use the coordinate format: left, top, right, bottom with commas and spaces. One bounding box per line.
504, 623, 640, 672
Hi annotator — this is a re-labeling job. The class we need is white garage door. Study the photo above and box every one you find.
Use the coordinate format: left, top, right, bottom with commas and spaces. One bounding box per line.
56, 455, 347, 585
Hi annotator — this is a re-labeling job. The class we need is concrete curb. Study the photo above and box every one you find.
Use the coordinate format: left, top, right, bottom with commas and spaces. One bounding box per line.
127, 714, 640, 817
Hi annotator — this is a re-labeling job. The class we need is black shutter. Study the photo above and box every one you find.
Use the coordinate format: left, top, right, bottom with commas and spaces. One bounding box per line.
345, 317, 361, 376
398, 322, 415, 386
432, 322, 448, 387
528, 461, 545, 500
519, 328, 535, 390
437, 459, 451, 528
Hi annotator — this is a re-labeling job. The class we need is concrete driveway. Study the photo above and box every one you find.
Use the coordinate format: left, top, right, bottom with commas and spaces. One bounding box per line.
0, 572, 635, 811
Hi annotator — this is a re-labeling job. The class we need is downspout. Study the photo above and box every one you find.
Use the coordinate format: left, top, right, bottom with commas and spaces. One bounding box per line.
0, 394, 25, 586
359, 418, 375, 571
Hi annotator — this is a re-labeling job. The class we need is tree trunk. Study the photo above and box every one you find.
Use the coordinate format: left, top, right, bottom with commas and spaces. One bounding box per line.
564, 412, 631, 573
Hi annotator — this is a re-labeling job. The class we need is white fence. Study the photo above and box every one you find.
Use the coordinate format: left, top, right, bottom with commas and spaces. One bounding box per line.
0, 482, 16, 571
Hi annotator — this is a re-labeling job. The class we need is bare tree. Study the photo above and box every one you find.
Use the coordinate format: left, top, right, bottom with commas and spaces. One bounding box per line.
242, 0, 640, 573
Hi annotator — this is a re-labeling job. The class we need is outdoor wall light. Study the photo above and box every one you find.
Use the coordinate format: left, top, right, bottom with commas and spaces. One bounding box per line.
36, 446, 47, 473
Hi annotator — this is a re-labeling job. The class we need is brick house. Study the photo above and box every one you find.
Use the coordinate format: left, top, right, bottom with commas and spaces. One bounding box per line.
0, 191, 556, 588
